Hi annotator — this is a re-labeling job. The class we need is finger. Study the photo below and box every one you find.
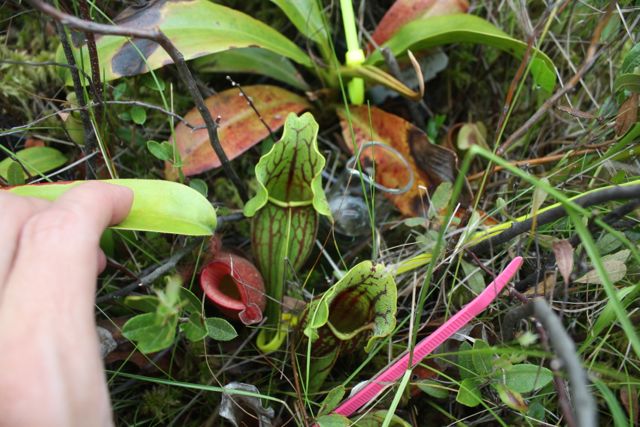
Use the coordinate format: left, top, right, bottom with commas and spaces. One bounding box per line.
0, 192, 50, 290
4, 182, 133, 313
97, 250, 107, 275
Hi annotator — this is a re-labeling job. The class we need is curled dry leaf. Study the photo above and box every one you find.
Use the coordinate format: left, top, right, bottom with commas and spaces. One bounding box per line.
552, 240, 574, 286
370, 0, 469, 49
166, 85, 310, 178
220, 382, 274, 427
337, 106, 470, 217
615, 93, 638, 137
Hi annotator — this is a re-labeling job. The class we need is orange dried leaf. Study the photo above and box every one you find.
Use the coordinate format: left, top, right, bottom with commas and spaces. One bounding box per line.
370, 0, 469, 49
337, 106, 468, 217
167, 85, 310, 178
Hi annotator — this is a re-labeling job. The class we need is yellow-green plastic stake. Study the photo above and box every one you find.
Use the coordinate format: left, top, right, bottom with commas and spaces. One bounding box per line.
340, 0, 365, 105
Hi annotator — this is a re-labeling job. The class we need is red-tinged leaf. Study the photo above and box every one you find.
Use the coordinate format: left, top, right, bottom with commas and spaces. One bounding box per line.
166, 85, 310, 178
370, 0, 469, 49
337, 106, 470, 217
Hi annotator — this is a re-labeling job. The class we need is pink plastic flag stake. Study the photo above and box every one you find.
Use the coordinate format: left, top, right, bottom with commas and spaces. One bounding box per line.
333, 256, 523, 417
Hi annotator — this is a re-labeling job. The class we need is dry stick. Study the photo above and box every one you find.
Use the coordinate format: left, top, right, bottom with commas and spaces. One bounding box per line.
513, 199, 640, 292
226, 76, 276, 141
503, 298, 597, 427
471, 184, 640, 255
27, 0, 248, 201
54, 21, 97, 178
500, 287, 578, 427
95, 240, 201, 304
77, 0, 103, 112
497, 6, 613, 155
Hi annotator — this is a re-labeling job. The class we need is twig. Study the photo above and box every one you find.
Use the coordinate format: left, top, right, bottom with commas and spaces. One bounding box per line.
467, 147, 601, 181
472, 184, 640, 254
54, 21, 97, 178
78, 0, 103, 117
502, 298, 597, 427
226, 76, 275, 140
513, 199, 640, 292
498, 6, 614, 154
27, 0, 248, 201
96, 240, 201, 304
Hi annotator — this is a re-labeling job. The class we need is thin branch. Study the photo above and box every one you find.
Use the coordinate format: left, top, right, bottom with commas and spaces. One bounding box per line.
513, 199, 640, 292
96, 240, 201, 304
27, 0, 248, 201
54, 21, 97, 178
503, 298, 597, 427
77, 0, 103, 113
472, 184, 640, 254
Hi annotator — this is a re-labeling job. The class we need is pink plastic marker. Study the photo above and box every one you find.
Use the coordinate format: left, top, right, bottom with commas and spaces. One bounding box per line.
333, 256, 523, 417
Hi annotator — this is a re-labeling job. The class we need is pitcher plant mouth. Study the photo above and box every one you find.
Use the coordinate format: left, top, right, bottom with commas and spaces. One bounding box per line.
200, 252, 266, 325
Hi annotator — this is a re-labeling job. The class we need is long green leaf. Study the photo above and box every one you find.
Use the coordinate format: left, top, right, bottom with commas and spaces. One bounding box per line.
365, 14, 556, 93
614, 73, 640, 93
193, 47, 309, 90
6, 179, 217, 236
0, 147, 67, 180
59, 0, 312, 83
271, 0, 329, 45
271, 0, 332, 61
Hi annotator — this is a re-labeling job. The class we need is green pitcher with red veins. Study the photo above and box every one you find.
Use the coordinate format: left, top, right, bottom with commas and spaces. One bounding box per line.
243, 112, 332, 351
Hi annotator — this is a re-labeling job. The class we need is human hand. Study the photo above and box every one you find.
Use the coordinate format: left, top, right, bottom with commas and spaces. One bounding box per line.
0, 182, 133, 427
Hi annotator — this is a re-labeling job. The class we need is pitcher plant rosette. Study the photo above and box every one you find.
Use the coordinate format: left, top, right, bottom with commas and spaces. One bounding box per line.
243, 112, 332, 351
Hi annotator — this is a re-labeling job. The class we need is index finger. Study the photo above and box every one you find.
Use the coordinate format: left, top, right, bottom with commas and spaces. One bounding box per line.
4, 182, 133, 310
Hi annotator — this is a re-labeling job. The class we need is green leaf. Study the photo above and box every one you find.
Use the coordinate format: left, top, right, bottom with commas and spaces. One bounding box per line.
205, 317, 238, 341
0, 147, 67, 180
315, 414, 349, 427
456, 377, 483, 407
318, 385, 346, 416
124, 295, 159, 313
457, 342, 475, 380
621, 42, 640, 74
271, 0, 329, 47
180, 313, 208, 342
6, 161, 25, 185
471, 340, 493, 376
365, 14, 556, 93
416, 380, 449, 399
147, 140, 174, 161
193, 47, 309, 91
188, 179, 208, 198
130, 106, 147, 125
180, 287, 204, 313
122, 312, 178, 354
498, 363, 553, 393
430, 181, 453, 212
59, 0, 312, 83
460, 260, 485, 294
352, 410, 411, 427
7, 179, 217, 236
614, 73, 640, 93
